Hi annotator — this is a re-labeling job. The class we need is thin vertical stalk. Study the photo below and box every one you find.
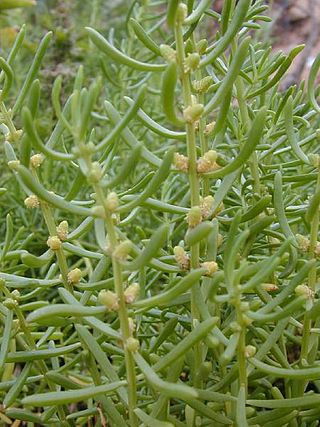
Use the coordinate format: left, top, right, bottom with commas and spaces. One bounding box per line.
174, 5, 202, 398
92, 185, 138, 427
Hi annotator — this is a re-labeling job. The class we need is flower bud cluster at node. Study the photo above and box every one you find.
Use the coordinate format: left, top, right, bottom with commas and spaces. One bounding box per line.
7, 129, 22, 142
160, 44, 176, 63
200, 261, 218, 276
24, 194, 40, 209
192, 76, 213, 93
7, 160, 20, 170
174, 152, 189, 172
124, 283, 140, 304
88, 162, 103, 183
245, 345, 256, 358
295, 284, 314, 299
197, 150, 219, 173
176, 3, 187, 23
56, 221, 69, 241
67, 268, 82, 285
187, 206, 202, 228
200, 195, 214, 219
183, 103, 204, 123
47, 235, 62, 251
30, 153, 44, 168
126, 337, 140, 352
105, 192, 119, 212
174, 245, 190, 270
296, 233, 320, 257
113, 240, 132, 261
99, 290, 119, 311
204, 121, 215, 135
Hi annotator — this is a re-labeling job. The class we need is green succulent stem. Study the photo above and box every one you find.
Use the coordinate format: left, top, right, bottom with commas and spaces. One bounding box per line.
174, 5, 202, 401
73, 134, 138, 426
93, 184, 138, 427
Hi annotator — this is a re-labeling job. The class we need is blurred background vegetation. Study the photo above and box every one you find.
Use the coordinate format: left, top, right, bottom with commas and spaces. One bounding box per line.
1, 1, 317, 92
0, 1, 129, 83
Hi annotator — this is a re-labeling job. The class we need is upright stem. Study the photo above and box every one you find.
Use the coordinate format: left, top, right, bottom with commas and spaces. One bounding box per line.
93, 186, 138, 427
174, 8, 202, 395
76, 134, 138, 426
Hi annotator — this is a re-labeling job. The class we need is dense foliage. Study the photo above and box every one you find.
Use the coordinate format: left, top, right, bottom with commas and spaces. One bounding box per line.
1, 1, 320, 426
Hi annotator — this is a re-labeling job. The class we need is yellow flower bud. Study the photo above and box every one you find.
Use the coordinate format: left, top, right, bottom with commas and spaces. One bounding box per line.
124, 283, 140, 304
113, 240, 132, 261
88, 162, 103, 183
240, 301, 250, 312
56, 220, 68, 241
204, 121, 215, 135
105, 192, 119, 212
314, 242, 320, 257
242, 314, 253, 326
24, 194, 40, 209
7, 160, 20, 170
173, 246, 190, 270
201, 261, 218, 276
197, 150, 219, 173
296, 234, 310, 252
67, 268, 82, 285
245, 345, 257, 358
99, 290, 119, 311
7, 129, 22, 142
183, 103, 204, 123
159, 44, 176, 63
176, 3, 187, 23
174, 152, 189, 172
295, 284, 314, 299
30, 153, 44, 168
192, 76, 213, 93
126, 337, 140, 352
186, 206, 202, 228
128, 318, 136, 333
200, 195, 214, 219
47, 236, 62, 251
230, 321, 241, 333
